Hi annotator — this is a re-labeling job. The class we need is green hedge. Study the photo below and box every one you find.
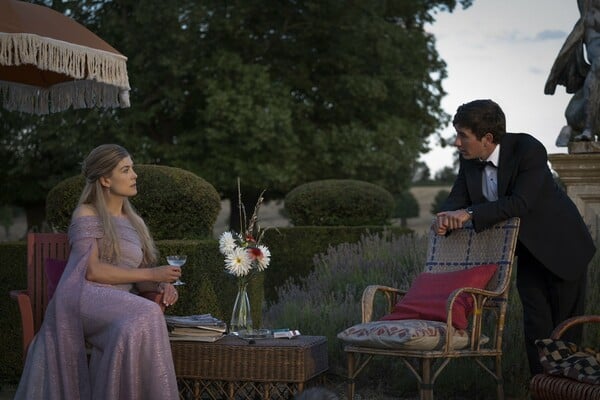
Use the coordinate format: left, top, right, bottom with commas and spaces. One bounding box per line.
0, 239, 262, 385
0, 241, 27, 386
262, 225, 411, 304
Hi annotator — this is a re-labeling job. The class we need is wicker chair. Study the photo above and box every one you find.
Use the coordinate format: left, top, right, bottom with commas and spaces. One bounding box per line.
530, 315, 600, 400
339, 217, 520, 400
10, 232, 164, 362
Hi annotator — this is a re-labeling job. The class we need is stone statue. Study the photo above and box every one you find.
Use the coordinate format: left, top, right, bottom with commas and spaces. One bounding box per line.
546, 0, 600, 145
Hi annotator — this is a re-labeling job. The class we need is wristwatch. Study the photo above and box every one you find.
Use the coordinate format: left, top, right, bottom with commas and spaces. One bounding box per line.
466, 207, 474, 219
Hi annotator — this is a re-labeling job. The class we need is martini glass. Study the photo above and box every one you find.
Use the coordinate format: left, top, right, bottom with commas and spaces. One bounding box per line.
166, 255, 187, 286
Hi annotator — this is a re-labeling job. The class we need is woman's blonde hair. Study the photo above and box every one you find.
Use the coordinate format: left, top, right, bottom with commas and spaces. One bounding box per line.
77, 144, 157, 266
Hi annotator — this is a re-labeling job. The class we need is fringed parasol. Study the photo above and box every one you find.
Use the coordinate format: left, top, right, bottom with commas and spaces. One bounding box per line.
0, 0, 130, 114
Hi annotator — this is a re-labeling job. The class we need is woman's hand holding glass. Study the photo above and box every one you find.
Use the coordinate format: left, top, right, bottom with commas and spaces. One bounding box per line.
152, 264, 182, 283
166, 255, 186, 286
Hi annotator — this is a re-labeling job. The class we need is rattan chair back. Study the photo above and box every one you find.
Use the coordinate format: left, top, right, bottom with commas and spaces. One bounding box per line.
425, 219, 518, 297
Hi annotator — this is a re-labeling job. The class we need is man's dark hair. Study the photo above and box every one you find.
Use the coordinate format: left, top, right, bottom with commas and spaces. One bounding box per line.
452, 99, 506, 143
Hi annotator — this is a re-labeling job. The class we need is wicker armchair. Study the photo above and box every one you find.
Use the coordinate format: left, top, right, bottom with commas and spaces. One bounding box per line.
339, 218, 520, 400
9, 232, 164, 361
530, 315, 600, 400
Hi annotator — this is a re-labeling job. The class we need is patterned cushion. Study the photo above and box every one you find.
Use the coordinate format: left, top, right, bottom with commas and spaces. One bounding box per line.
536, 339, 600, 385
337, 319, 488, 351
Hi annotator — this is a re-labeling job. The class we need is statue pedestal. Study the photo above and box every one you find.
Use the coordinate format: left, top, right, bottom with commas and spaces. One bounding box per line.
568, 141, 600, 154
549, 153, 600, 242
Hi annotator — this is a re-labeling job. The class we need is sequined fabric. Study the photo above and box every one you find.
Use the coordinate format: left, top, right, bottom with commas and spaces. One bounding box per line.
15, 216, 178, 399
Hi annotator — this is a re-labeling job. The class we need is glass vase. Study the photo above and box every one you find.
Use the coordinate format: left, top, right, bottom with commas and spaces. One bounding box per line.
230, 281, 253, 334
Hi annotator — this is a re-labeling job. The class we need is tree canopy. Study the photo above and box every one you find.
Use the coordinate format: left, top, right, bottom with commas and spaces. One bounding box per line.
0, 0, 472, 230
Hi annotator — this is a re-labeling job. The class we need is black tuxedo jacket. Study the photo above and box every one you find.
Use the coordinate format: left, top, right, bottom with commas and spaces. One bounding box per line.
441, 132, 596, 281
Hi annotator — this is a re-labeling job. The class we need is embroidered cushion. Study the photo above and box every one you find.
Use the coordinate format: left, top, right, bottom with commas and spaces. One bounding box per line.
380, 264, 498, 329
45, 258, 68, 301
536, 339, 600, 385
337, 319, 488, 350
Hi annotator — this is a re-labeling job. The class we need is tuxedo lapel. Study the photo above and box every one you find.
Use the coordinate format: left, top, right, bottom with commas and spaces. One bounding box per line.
464, 160, 488, 204
497, 133, 515, 196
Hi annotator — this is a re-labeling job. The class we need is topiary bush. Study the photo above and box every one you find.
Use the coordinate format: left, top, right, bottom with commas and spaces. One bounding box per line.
284, 179, 394, 226
46, 165, 221, 240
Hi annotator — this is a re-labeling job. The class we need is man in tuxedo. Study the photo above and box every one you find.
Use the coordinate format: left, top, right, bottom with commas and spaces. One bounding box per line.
434, 99, 596, 375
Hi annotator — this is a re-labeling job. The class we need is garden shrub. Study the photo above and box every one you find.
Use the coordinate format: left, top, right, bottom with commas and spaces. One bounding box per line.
0, 240, 27, 386
284, 179, 394, 226
46, 165, 221, 239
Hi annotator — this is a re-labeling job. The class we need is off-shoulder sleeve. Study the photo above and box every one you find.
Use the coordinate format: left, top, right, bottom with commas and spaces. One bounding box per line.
68, 216, 104, 255
68, 216, 104, 241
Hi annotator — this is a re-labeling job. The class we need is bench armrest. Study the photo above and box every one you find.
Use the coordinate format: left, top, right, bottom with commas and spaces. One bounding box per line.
10, 289, 34, 361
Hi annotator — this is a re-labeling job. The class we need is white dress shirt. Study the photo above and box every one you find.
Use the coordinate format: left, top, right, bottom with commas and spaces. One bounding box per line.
482, 145, 500, 201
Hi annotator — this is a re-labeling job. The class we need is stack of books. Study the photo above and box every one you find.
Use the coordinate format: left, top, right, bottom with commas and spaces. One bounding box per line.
165, 314, 227, 342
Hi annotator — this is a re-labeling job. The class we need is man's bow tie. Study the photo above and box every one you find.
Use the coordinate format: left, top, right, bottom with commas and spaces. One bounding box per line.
476, 160, 496, 170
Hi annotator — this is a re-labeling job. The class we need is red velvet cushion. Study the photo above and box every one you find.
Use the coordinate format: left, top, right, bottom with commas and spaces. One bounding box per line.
380, 264, 498, 329
45, 258, 68, 301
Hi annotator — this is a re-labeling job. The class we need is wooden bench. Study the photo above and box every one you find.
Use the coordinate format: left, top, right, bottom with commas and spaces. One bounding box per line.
10, 232, 163, 362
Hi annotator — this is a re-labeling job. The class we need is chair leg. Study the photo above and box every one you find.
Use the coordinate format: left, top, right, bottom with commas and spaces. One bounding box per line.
347, 352, 355, 400
495, 356, 505, 400
420, 358, 433, 400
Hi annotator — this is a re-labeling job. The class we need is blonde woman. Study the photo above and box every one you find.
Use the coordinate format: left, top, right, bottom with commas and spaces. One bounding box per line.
15, 144, 181, 399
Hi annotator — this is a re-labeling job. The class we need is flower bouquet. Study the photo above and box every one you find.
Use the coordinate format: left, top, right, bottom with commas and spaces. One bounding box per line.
218, 182, 271, 333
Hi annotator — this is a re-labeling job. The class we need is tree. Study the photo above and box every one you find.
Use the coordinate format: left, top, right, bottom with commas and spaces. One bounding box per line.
434, 166, 457, 184
394, 190, 420, 227
430, 189, 451, 215
412, 161, 432, 184
1, 0, 474, 231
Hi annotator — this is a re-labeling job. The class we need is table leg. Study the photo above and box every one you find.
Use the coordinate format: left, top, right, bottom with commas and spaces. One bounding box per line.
227, 382, 234, 400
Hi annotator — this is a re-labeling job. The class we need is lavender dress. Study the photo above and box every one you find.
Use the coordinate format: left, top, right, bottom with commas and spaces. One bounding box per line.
15, 216, 178, 400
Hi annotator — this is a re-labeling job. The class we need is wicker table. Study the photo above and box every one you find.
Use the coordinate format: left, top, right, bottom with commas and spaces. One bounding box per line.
171, 335, 328, 400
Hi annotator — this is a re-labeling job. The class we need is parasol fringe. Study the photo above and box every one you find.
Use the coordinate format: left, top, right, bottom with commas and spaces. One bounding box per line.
0, 32, 130, 89
0, 79, 130, 115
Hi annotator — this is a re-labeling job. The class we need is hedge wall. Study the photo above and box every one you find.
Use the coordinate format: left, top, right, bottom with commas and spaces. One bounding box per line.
0, 241, 27, 386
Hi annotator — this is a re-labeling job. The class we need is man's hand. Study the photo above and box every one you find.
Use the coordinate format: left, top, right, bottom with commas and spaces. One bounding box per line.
433, 209, 471, 235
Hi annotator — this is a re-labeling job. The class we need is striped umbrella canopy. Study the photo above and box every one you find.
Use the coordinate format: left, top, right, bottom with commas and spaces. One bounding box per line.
0, 0, 130, 114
